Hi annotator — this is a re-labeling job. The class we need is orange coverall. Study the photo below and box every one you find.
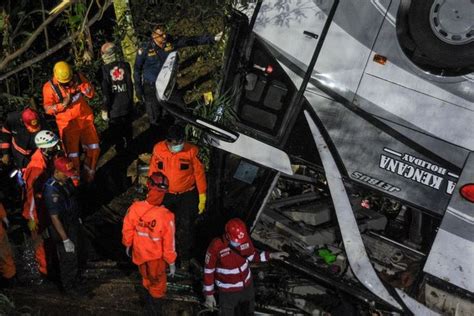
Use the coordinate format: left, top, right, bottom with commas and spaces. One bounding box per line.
0, 202, 16, 279
148, 142, 206, 194
22, 149, 52, 275
122, 200, 176, 298
42, 74, 100, 182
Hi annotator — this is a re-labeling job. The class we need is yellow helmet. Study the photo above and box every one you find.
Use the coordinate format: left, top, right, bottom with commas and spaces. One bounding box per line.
53, 61, 73, 83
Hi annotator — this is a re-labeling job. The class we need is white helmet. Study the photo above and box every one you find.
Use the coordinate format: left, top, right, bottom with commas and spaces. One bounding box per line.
35, 130, 59, 149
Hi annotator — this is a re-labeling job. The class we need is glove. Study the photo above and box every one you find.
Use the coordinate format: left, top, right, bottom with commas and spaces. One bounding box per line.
125, 246, 131, 257
2, 217, 9, 229
214, 31, 223, 42
204, 295, 217, 309
269, 252, 289, 260
168, 263, 176, 278
27, 219, 37, 232
78, 83, 92, 96
63, 239, 75, 253
101, 110, 109, 121
198, 193, 207, 215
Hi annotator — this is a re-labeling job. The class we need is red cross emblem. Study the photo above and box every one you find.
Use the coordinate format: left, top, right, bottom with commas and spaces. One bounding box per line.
110, 66, 124, 81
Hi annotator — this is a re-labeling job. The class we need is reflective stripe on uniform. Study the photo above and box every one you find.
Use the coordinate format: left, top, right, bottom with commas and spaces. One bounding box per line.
247, 254, 254, 261
68, 152, 80, 158
0, 143, 10, 149
260, 252, 267, 262
204, 268, 215, 274
12, 138, 32, 155
136, 231, 161, 241
84, 143, 99, 150
203, 284, 214, 292
29, 197, 35, 220
44, 104, 58, 115
1, 127, 11, 134
215, 270, 252, 289
216, 261, 248, 275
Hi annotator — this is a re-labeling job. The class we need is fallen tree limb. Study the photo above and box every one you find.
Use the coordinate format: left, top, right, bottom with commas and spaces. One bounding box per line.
0, 0, 112, 81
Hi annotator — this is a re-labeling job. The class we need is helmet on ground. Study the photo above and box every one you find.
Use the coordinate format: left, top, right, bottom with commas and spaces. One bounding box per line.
225, 218, 248, 243
147, 172, 169, 191
35, 130, 59, 149
53, 61, 73, 83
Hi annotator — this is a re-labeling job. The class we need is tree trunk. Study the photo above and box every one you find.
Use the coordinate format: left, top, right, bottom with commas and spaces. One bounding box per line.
113, 0, 138, 69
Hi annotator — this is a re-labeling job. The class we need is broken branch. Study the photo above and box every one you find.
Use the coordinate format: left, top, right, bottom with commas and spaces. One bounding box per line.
0, 0, 112, 81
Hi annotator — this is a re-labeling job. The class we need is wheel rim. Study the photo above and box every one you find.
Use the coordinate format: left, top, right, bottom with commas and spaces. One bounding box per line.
429, 0, 474, 45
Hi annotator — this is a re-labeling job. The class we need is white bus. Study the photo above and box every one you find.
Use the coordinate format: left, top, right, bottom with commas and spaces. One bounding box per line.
160, 0, 473, 314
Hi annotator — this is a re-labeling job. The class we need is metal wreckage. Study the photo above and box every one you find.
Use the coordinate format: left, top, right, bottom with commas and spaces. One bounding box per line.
4, 0, 473, 314
157, 0, 474, 314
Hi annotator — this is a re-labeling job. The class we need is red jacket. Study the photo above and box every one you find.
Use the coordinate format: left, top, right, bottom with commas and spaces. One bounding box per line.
149, 141, 206, 194
203, 236, 269, 295
22, 149, 53, 223
122, 201, 177, 266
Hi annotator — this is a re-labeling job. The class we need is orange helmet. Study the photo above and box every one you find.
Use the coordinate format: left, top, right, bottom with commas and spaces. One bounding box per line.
225, 218, 248, 243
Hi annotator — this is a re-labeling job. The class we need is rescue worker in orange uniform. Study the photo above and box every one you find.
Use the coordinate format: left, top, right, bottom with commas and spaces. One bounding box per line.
23, 130, 61, 276
148, 124, 206, 269
0, 201, 16, 286
203, 218, 288, 315
0, 108, 46, 169
42, 61, 100, 183
122, 172, 176, 315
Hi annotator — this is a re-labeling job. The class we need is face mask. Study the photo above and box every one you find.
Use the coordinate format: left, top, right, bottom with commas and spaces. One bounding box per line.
169, 143, 184, 153
230, 241, 241, 248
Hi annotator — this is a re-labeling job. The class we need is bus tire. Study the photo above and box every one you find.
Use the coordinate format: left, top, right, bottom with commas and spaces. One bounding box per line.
407, 0, 474, 70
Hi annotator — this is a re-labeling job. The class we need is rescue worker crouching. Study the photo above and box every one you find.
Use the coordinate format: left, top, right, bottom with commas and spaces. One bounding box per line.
43, 156, 86, 296
100, 42, 134, 154
23, 130, 61, 276
0, 108, 45, 170
148, 124, 206, 270
42, 61, 100, 184
0, 201, 16, 287
203, 218, 288, 315
122, 172, 176, 315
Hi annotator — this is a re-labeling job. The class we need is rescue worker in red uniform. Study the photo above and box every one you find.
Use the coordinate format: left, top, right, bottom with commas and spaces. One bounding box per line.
23, 130, 61, 276
0, 108, 45, 170
148, 124, 206, 269
203, 218, 288, 315
0, 201, 16, 286
122, 172, 176, 315
42, 61, 100, 183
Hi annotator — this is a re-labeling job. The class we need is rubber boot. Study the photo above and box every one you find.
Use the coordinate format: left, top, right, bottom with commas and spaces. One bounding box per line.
145, 292, 161, 316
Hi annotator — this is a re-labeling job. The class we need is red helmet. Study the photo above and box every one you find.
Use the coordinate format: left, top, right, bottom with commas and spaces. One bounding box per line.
147, 172, 169, 191
225, 218, 248, 243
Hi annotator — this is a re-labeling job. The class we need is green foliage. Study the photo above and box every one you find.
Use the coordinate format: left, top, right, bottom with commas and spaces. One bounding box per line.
186, 90, 238, 168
